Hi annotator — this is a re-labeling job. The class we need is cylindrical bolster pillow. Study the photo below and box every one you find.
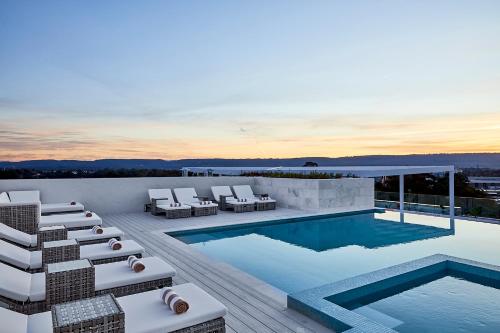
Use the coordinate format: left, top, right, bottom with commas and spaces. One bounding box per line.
92, 225, 103, 234
85, 211, 93, 217
127, 255, 145, 272
161, 288, 189, 314
108, 238, 122, 250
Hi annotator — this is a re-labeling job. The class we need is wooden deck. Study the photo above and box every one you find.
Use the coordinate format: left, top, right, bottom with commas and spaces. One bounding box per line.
103, 210, 334, 333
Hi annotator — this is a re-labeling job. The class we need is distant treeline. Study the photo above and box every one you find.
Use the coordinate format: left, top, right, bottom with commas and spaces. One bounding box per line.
0, 168, 489, 199
0, 168, 182, 179
375, 173, 487, 198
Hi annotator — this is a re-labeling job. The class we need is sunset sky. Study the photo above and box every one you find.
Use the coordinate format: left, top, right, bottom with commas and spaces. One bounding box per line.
1, 0, 499, 161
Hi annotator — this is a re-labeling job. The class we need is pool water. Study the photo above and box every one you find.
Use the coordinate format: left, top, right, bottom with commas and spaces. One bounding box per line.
173, 211, 500, 294
351, 275, 500, 333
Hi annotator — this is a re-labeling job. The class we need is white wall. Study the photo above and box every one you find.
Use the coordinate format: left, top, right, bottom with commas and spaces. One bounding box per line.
255, 177, 374, 212
0, 177, 254, 215
0, 176, 375, 215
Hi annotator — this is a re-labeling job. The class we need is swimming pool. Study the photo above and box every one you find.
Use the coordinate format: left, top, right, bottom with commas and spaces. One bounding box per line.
171, 210, 500, 294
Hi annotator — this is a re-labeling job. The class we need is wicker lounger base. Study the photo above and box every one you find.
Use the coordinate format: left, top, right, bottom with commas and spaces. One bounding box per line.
172, 317, 226, 333
192, 206, 218, 217
95, 277, 172, 298
165, 209, 192, 219
41, 209, 84, 216
229, 203, 255, 213
0, 295, 47, 315
91, 252, 143, 265
77, 236, 121, 246
255, 202, 277, 211
64, 225, 95, 231
0, 277, 170, 315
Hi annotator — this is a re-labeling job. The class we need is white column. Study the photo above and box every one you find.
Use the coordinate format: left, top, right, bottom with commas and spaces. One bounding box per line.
399, 174, 404, 221
449, 170, 455, 220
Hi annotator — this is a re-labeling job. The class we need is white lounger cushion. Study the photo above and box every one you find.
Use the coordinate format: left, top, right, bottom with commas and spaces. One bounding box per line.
15, 283, 227, 333
0, 307, 29, 333
156, 204, 191, 211
232, 185, 258, 200
0, 239, 144, 270
173, 188, 202, 205
116, 283, 227, 333
9, 190, 84, 214
0, 240, 34, 270
0, 257, 175, 303
79, 240, 144, 261
94, 257, 175, 291
211, 186, 235, 202
8, 191, 40, 203
189, 202, 219, 209
0, 223, 36, 247
68, 227, 124, 242
0, 224, 122, 248
174, 188, 218, 208
41, 202, 84, 214
0, 262, 32, 302
39, 212, 102, 229
233, 185, 276, 203
148, 189, 175, 206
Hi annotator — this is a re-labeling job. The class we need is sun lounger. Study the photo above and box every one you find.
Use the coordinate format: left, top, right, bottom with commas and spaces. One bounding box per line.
0, 239, 144, 272
232, 185, 277, 210
174, 188, 218, 216
38, 211, 102, 230
0, 223, 124, 249
0, 197, 100, 234
8, 190, 84, 215
0, 283, 227, 333
148, 189, 192, 218
211, 186, 255, 213
0, 256, 175, 314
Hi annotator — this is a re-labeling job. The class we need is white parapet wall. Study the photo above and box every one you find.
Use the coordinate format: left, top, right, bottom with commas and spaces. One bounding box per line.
254, 177, 375, 212
0, 177, 255, 215
0, 176, 374, 215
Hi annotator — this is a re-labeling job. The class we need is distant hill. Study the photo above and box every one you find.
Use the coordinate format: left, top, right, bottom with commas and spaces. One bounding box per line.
0, 153, 499, 170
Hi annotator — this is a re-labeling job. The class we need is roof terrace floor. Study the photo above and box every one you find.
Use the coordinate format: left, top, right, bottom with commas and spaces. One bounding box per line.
103, 208, 335, 333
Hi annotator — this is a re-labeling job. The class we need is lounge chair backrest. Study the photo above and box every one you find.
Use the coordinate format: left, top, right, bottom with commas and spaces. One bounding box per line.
8, 191, 40, 203
211, 186, 235, 202
148, 189, 174, 206
0, 240, 30, 270
0, 223, 32, 248
0, 192, 10, 203
0, 262, 31, 302
173, 188, 199, 204
232, 185, 256, 200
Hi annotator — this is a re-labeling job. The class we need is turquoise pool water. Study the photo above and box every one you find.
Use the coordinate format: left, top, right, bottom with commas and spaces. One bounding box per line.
172, 211, 500, 294
351, 275, 500, 332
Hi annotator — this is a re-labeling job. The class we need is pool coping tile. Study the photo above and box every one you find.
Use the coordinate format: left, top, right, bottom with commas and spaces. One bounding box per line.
287, 254, 500, 333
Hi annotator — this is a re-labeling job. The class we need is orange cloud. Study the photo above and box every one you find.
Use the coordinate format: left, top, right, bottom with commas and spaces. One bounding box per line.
1, 112, 499, 161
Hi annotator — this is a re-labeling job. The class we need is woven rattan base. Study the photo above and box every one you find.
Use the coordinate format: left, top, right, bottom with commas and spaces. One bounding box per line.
0, 295, 47, 315
193, 206, 218, 217
166, 208, 192, 219
77, 236, 121, 246
255, 201, 277, 211
91, 253, 142, 265
171, 317, 226, 333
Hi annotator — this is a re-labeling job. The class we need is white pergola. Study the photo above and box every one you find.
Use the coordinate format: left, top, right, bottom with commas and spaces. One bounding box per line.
181, 165, 456, 219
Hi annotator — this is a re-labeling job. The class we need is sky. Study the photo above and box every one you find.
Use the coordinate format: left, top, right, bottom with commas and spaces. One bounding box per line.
1, 0, 499, 161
